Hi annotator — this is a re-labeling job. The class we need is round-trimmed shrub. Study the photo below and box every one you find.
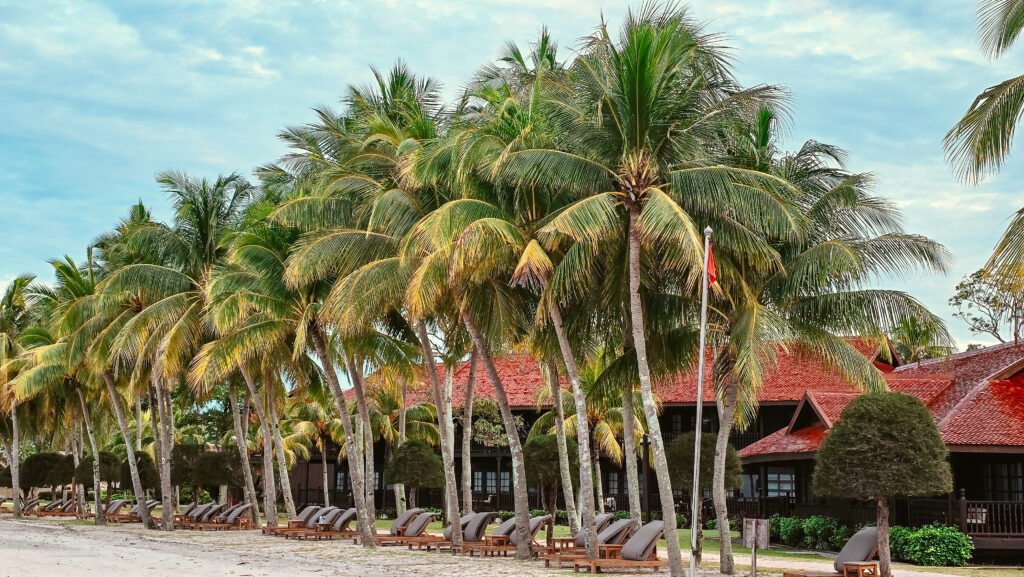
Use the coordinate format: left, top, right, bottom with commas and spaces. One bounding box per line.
779, 516, 805, 546
802, 515, 842, 550
889, 524, 973, 567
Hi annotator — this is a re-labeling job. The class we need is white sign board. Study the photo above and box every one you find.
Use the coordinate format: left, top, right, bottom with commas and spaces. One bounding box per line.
743, 518, 769, 549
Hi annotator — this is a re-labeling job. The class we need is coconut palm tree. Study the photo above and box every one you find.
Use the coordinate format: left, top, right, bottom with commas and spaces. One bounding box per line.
284, 392, 345, 506
0, 275, 35, 516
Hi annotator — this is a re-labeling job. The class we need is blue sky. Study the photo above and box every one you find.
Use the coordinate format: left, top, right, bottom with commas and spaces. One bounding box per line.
1, 0, 1022, 348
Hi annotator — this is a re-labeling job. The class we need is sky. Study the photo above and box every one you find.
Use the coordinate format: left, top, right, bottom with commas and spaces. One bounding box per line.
1, 0, 1022, 349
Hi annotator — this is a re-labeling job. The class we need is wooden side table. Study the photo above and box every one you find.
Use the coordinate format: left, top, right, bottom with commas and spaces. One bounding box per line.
842, 562, 879, 577
315, 522, 333, 532
600, 544, 624, 559
550, 537, 577, 550
483, 534, 509, 546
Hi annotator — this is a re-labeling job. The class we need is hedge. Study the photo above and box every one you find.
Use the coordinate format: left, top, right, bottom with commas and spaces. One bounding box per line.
889, 524, 973, 567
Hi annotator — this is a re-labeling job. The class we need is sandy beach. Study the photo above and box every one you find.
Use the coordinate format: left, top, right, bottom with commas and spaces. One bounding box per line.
0, 517, 983, 577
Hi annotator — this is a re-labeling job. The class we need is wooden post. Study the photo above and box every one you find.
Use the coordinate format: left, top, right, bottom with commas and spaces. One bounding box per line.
958, 489, 968, 533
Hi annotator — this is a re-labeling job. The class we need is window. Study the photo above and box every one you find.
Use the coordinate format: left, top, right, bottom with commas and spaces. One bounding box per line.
335, 470, 348, 490
671, 413, 683, 435
473, 471, 484, 492
740, 473, 760, 498
638, 474, 644, 495
485, 471, 497, 494
765, 467, 795, 497
985, 462, 1024, 501
607, 471, 619, 494
500, 471, 511, 492
374, 471, 382, 491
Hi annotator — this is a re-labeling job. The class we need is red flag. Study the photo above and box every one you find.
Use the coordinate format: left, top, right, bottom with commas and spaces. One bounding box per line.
707, 243, 717, 285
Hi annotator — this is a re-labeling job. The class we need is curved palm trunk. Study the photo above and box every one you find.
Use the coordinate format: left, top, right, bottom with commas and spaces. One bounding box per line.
149, 383, 174, 530
101, 370, 153, 529
76, 386, 104, 525
461, 348, 478, 516
228, 386, 261, 526
308, 321, 375, 547
714, 380, 739, 574
620, 388, 642, 532
415, 320, 463, 547
545, 296, 598, 557
267, 383, 298, 518
546, 359, 579, 536
592, 441, 605, 514
239, 364, 279, 526
627, 208, 684, 576
346, 358, 375, 521
135, 395, 143, 452
394, 377, 408, 514
460, 313, 531, 560
74, 421, 86, 516
10, 403, 21, 517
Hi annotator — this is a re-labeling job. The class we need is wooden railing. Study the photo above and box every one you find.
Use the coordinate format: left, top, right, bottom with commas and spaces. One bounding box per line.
959, 497, 1024, 536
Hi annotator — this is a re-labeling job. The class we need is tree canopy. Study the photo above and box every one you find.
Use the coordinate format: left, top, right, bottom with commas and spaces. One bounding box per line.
666, 432, 741, 492
385, 439, 444, 490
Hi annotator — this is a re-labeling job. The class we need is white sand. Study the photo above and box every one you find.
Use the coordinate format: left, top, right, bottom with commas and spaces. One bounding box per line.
0, 517, 967, 577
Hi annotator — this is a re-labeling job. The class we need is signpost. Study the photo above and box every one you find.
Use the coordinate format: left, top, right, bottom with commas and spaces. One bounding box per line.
743, 518, 769, 577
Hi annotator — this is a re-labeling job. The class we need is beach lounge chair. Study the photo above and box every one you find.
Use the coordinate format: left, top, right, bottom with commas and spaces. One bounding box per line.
462, 515, 516, 555
35, 498, 67, 516
471, 514, 551, 557
422, 511, 497, 552
173, 502, 203, 528
43, 499, 80, 518
180, 502, 226, 529
262, 504, 323, 535
287, 507, 358, 540
572, 520, 667, 574
280, 506, 345, 539
20, 498, 42, 514
195, 503, 255, 530
534, 512, 615, 556
373, 511, 438, 546
273, 506, 339, 537
110, 500, 158, 523
543, 517, 633, 567
352, 507, 424, 544
782, 527, 879, 577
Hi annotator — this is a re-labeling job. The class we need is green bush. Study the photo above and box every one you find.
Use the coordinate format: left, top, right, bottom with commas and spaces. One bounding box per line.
889, 524, 973, 567
497, 510, 516, 521
779, 516, 805, 546
612, 510, 630, 520
802, 516, 842, 550
830, 524, 852, 550
769, 513, 782, 541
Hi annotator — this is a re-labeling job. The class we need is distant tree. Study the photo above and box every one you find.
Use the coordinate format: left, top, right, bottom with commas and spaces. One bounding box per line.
46, 454, 76, 489
0, 466, 12, 491
949, 267, 1024, 343
191, 451, 242, 497
385, 440, 444, 509
21, 452, 61, 495
666, 432, 741, 563
170, 444, 207, 503
76, 452, 122, 507
891, 316, 953, 366
121, 452, 159, 495
524, 434, 579, 543
813, 393, 952, 577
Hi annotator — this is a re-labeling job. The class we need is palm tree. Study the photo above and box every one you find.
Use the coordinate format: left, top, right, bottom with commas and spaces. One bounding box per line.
101, 171, 253, 529
891, 317, 953, 366
285, 393, 345, 506
946, 1, 1024, 274
0, 275, 35, 516
700, 106, 953, 573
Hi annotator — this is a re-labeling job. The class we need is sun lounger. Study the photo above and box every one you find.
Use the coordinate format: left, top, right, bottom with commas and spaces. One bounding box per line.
286, 507, 358, 540
782, 527, 879, 577
35, 498, 67, 516
534, 512, 615, 556
421, 511, 497, 552
470, 514, 551, 557
572, 520, 667, 574
262, 504, 323, 535
353, 507, 424, 544
42, 499, 80, 518
109, 500, 158, 523
374, 511, 438, 546
178, 502, 226, 529
173, 502, 203, 528
273, 506, 339, 536
544, 517, 633, 567
280, 506, 345, 539
20, 498, 42, 514
194, 503, 255, 530
461, 515, 517, 555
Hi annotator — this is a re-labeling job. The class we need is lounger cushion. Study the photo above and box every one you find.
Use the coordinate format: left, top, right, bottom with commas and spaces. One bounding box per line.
509, 515, 550, 546
492, 517, 517, 538
834, 527, 878, 572
390, 508, 424, 535
332, 508, 357, 531
621, 521, 664, 561
444, 514, 475, 540
310, 506, 339, 528
464, 512, 497, 542
226, 503, 253, 524
575, 515, 627, 547
404, 512, 436, 537
296, 505, 322, 524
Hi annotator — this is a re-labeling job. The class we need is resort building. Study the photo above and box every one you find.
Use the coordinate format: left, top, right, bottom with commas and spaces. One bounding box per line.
284, 340, 1024, 552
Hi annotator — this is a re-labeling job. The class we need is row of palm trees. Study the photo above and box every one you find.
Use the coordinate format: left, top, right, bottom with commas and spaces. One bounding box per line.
1, 5, 951, 575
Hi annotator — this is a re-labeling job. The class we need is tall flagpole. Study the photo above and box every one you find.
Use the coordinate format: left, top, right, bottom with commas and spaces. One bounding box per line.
689, 226, 712, 577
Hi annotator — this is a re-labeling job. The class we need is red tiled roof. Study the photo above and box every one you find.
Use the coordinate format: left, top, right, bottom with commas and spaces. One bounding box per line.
738, 422, 828, 459
804, 391, 860, 428
884, 373, 955, 410
939, 375, 1024, 447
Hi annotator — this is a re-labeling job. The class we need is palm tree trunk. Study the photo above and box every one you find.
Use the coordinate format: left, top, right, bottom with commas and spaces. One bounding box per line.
546, 358, 579, 536
460, 313, 531, 560
592, 441, 604, 514
76, 385, 104, 525
228, 386, 261, 526
415, 319, 463, 547
346, 357, 375, 521
239, 363, 279, 527
307, 321, 375, 547
149, 383, 173, 530
627, 208, 684, 576
714, 380, 739, 574
394, 376, 408, 514
101, 370, 153, 529
267, 382, 298, 518
135, 394, 143, 452
621, 388, 643, 532
877, 496, 892, 577
74, 420, 86, 516
10, 403, 21, 517
321, 445, 330, 506
545, 293, 598, 557
461, 347, 478, 516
